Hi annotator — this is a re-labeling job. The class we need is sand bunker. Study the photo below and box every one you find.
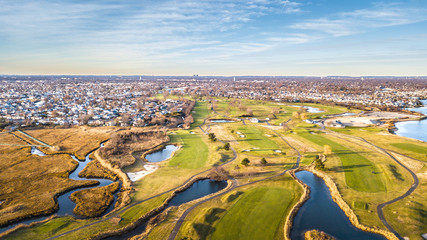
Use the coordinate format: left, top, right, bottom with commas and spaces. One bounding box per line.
127, 164, 159, 182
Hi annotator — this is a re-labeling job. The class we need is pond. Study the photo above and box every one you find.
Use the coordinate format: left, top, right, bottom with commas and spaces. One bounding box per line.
291, 105, 324, 113
31, 146, 47, 156
394, 99, 427, 142
145, 145, 179, 162
110, 179, 228, 240
210, 119, 236, 123
290, 171, 386, 240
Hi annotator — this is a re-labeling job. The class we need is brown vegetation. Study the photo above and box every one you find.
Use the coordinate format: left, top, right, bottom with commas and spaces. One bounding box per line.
24, 127, 113, 159
70, 182, 120, 217
0, 136, 99, 226
99, 128, 169, 168
304, 229, 335, 240
79, 160, 118, 181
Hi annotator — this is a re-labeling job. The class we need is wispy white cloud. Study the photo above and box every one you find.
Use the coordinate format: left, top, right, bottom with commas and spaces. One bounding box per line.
290, 3, 427, 37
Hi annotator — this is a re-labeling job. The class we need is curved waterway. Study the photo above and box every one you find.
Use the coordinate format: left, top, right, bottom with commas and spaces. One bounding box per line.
110, 179, 228, 240
394, 99, 427, 142
290, 171, 386, 240
145, 145, 179, 162
0, 142, 119, 234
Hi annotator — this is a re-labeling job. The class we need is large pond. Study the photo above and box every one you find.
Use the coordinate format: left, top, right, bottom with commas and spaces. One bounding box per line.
394, 99, 427, 142
111, 179, 228, 240
145, 145, 179, 162
290, 171, 386, 240
0, 143, 119, 234
291, 105, 324, 113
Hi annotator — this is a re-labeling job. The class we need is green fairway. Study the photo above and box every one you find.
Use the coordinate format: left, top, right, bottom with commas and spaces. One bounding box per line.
168, 132, 209, 169
389, 143, 427, 155
237, 126, 281, 149
210, 187, 293, 240
298, 132, 386, 192
191, 101, 210, 128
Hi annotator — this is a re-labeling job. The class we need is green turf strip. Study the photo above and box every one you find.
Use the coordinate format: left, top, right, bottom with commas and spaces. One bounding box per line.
168, 132, 208, 169
299, 132, 386, 192
211, 187, 293, 240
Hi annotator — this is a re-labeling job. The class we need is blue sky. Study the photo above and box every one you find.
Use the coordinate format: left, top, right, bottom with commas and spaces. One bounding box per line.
0, 0, 426, 75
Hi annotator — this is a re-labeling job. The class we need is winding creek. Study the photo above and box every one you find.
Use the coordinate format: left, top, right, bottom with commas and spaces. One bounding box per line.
0, 142, 119, 234
109, 179, 228, 240
290, 171, 386, 240
394, 99, 427, 142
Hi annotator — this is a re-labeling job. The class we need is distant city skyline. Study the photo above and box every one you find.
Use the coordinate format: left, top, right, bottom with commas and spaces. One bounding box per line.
1, 0, 427, 76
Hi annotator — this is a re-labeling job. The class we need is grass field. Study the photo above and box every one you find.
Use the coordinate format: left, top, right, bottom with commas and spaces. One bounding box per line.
25, 127, 114, 159
389, 143, 427, 155
173, 175, 302, 240
168, 131, 209, 169
191, 101, 210, 127
330, 127, 427, 162
210, 187, 293, 240
297, 131, 386, 192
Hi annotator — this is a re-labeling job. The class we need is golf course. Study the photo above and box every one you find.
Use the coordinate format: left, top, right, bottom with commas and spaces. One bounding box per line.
0, 97, 426, 240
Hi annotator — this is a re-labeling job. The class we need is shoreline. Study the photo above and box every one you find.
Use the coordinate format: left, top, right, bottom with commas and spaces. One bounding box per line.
285, 166, 398, 240
90, 176, 231, 239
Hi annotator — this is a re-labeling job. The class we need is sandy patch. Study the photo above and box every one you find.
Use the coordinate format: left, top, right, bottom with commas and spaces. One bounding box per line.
390, 152, 425, 170
325, 111, 418, 128
209, 125, 238, 143
127, 164, 159, 182
283, 136, 317, 152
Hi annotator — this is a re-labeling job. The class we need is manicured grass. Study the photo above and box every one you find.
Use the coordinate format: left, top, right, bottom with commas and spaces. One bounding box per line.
389, 143, 427, 155
237, 126, 280, 149
119, 193, 170, 226
329, 126, 427, 162
298, 132, 386, 192
191, 101, 210, 128
168, 131, 209, 169
173, 176, 301, 240
210, 187, 293, 240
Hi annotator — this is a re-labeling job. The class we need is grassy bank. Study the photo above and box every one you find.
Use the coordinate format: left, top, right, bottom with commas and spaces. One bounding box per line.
172, 175, 302, 240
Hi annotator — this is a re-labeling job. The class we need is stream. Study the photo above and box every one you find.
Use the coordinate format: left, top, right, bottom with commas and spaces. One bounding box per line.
0, 142, 119, 234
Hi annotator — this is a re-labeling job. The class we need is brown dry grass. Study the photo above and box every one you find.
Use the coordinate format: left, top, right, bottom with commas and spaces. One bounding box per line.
99, 128, 169, 168
304, 229, 335, 240
79, 160, 118, 181
70, 182, 120, 217
0, 133, 99, 226
25, 126, 116, 159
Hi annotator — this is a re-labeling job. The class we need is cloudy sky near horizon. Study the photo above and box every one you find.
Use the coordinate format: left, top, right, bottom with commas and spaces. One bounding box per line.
1, 0, 427, 76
